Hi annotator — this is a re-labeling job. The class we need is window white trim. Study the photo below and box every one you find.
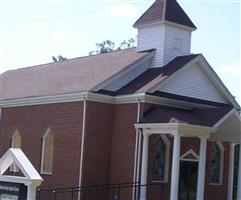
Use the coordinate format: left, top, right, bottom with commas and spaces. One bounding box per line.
10, 129, 21, 172
210, 142, 224, 185
11, 129, 20, 146
180, 149, 199, 162
40, 128, 54, 175
152, 135, 170, 183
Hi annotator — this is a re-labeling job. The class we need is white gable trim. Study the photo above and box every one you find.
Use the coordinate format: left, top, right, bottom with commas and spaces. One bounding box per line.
0, 148, 42, 186
148, 54, 240, 109
214, 108, 241, 128
199, 56, 240, 109
180, 149, 199, 162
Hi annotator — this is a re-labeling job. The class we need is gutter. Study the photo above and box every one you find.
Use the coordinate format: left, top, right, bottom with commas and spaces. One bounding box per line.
132, 97, 141, 200
78, 95, 87, 200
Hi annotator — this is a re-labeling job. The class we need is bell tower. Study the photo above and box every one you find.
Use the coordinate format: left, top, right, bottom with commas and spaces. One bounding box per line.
134, 0, 196, 67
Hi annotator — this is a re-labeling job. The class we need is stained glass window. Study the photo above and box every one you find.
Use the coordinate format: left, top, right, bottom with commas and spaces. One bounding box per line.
152, 137, 166, 181
210, 143, 221, 183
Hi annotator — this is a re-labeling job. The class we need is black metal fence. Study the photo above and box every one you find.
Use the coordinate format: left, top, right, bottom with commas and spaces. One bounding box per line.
37, 182, 163, 200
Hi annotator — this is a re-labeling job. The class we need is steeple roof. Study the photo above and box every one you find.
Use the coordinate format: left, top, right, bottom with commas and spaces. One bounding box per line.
134, 0, 196, 29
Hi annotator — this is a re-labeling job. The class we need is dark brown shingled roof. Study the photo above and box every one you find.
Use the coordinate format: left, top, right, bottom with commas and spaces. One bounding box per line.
134, 0, 196, 29
97, 54, 199, 96
140, 104, 233, 127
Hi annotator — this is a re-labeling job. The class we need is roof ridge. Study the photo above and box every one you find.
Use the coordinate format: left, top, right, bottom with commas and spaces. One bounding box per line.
2, 47, 137, 74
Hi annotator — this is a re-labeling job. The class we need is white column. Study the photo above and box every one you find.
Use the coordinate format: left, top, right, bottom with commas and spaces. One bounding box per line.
170, 134, 181, 200
196, 137, 207, 200
140, 133, 150, 200
237, 144, 241, 200
227, 143, 235, 200
27, 185, 37, 200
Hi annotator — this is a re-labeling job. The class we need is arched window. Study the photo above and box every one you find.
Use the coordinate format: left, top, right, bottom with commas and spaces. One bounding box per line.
210, 142, 224, 185
10, 129, 21, 172
11, 129, 21, 148
41, 128, 54, 174
152, 135, 170, 182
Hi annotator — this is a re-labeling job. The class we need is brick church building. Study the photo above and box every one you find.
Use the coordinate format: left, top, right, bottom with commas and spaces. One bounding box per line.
0, 0, 240, 200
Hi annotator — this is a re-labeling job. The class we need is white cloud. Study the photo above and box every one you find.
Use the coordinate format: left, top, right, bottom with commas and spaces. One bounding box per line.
103, 4, 139, 18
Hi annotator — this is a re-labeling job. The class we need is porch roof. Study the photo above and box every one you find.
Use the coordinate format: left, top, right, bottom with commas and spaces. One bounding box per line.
139, 105, 233, 127
137, 105, 240, 142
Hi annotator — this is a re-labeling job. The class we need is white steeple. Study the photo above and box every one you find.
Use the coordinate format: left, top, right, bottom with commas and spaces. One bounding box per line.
134, 0, 196, 67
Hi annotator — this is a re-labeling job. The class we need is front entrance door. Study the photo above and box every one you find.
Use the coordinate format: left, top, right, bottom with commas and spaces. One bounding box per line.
179, 161, 198, 200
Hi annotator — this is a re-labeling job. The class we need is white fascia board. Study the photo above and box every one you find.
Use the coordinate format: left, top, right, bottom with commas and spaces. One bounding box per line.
178, 123, 215, 138
135, 123, 179, 129
87, 93, 114, 104
135, 123, 215, 138
198, 56, 240, 109
0, 92, 87, 108
0, 91, 227, 109
214, 108, 241, 128
114, 93, 146, 104
91, 51, 155, 92
134, 123, 179, 135
134, 21, 196, 32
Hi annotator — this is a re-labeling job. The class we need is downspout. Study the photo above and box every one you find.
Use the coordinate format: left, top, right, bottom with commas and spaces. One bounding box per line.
78, 95, 87, 200
132, 97, 141, 200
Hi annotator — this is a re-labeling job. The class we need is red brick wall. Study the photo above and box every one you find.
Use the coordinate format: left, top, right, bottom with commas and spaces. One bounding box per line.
108, 103, 139, 199
0, 101, 231, 200
0, 102, 83, 191
109, 103, 138, 184
82, 101, 113, 187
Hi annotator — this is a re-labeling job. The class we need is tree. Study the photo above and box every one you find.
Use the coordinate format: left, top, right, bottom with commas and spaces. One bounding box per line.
117, 38, 136, 50
89, 37, 136, 55
89, 40, 115, 55
52, 55, 67, 62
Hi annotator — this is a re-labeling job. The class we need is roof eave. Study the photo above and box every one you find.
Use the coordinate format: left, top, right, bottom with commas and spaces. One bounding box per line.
134, 20, 197, 32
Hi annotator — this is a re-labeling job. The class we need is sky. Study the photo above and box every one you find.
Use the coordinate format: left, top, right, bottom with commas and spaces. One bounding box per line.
0, 0, 240, 103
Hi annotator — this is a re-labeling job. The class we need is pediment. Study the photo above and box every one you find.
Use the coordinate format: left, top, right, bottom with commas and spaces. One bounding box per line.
181, 149, 199, 161
148, 55, 239, 108
158, 63, 226, 103
0, 148, 42, 182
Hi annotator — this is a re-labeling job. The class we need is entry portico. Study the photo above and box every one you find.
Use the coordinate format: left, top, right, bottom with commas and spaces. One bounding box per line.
0, 148, 43, 200
135, 107, 241, 200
